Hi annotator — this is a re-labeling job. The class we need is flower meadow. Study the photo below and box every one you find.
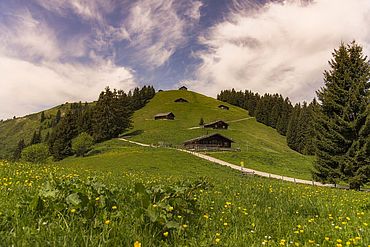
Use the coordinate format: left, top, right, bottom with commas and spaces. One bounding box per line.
0, 160, 369, 246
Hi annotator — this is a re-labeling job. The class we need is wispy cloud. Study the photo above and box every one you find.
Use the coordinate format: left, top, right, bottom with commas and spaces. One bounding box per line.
0, 6, 137, 120
190, 0, 370, 101
124, 0, 202, 68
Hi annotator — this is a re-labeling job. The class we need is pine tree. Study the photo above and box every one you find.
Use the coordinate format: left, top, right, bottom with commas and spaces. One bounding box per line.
40, 111, 45, 123
13, 138, 26, 161
313, 41, 370, 189
48, 110, 78, 160
29, 129, 42, 145
286, 104, 301, 151
199, 117, 204, 126
92, 87, 132, 142
53, 109, 61, 126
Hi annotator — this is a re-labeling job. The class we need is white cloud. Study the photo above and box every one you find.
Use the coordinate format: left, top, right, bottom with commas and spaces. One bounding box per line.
191, 0, 370, 102
125, 0, 202, 68
0, 7, 138, 120
0, 56, 136, 120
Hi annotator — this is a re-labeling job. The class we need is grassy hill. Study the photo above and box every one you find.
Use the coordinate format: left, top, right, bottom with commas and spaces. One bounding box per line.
127, 90, 314, 179
0, 103, 73, 159
1, 89, 314, 179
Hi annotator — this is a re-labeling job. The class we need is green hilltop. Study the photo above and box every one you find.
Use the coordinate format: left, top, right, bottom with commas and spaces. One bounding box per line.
127, 90, 314, 179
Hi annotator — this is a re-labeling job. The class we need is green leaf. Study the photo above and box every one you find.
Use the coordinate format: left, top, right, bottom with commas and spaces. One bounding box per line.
66, 193, 81, 206
165, 221, 180, 229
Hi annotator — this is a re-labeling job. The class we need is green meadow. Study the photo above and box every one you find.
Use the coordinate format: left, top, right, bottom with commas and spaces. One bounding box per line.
0, 140, 369, 246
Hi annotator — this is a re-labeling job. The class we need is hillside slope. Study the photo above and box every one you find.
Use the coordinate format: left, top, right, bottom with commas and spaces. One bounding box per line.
127, 90, 314, 179
0, 104, 71, 159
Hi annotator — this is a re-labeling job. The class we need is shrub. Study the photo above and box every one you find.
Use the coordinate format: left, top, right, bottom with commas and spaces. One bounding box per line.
21, 143, 49, 163
72, 132, 94, 157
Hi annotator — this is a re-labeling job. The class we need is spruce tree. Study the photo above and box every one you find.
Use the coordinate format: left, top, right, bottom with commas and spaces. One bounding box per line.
313, 41, 370, 189
92, 87, 132, 142
48, 110, 78, 160
29, 129, 42, 145
286, 104, 301, 151
40, 111, 45, 123
13, 138, 26, 161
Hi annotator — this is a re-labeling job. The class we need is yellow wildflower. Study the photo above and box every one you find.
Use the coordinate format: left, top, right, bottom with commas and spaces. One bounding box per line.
163, 232, 169, 237
134, 241, 141, 247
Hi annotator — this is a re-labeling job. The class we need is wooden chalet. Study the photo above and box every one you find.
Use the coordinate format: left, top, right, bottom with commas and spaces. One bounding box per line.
183, 133, 234, 149
179, 86, 188, 91
218, 104, 229, 110
154, 112, 175, 120
203, 120, 228, 129
174, 98, 188, 103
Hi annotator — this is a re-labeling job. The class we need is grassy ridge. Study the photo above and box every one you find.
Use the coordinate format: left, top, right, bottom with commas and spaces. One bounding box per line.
128, 90, 314, 179
1, 140, 369, 246
0, 103, 71, 159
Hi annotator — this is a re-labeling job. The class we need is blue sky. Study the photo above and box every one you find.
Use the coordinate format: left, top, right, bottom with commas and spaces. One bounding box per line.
1, 0, 370, 119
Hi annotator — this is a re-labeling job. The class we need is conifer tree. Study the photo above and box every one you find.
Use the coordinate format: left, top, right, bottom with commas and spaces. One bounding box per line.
40, 111, 45, 123
48, 110, 78, 160
286, 104, 301, 151
92, 87, 132, 142
313, 41, 370, 189
13, 138, 26, 161
29, 129, 42, 145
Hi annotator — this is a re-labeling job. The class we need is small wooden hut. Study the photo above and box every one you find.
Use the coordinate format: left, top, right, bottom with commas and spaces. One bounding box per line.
203, 120, 228, 129
179, 86, 188, 91
218, 104, 229, 110
174, 98, 188, 103
154, 112, 175, 120
183, 133, 234, 149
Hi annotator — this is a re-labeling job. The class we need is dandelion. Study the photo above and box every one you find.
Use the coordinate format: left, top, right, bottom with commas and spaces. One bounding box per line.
95, 197, 100, 201
223, 222, 228, 226
163, 232, 169, 237
70, 208, 76, 213
346, 241, 351, 246
215, 238, 220, 243
337, 239, 342, 243
104, 220, 111, 225
308, 240, 315, 244
325, 237, 330, 241
112, 205, 117, 210
134, 241, 141, 247
182, 224, 188, 228
215, 233, 220, 237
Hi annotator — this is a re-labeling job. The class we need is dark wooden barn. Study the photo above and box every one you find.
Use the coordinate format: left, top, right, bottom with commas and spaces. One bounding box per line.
154, 112, 175, 120
218, 104, 229, 110
174, 98, 188, 103
183, 133, 234, 149
203, 120, 229, 129
179, 86, 188, 91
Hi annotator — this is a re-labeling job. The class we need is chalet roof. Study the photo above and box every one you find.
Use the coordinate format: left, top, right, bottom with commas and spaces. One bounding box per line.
183, 133, 234, 144
203, 120, 229, 127
218, 104, 229, 108
179, 86, 188, 90
154, 112, 174, 117
174, 97, 188, 102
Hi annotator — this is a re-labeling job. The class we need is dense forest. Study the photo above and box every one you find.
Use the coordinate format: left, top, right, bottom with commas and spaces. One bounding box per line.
217, 90, 316, 155
13, 86, 156, 161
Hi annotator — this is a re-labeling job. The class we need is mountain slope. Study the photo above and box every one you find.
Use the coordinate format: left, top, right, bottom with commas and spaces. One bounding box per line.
127, 90, 314, 179
0, 103, 71, 159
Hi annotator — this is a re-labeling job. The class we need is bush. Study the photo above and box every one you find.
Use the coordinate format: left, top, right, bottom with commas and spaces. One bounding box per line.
21, 143, 50, 163
72, 132, 94, 157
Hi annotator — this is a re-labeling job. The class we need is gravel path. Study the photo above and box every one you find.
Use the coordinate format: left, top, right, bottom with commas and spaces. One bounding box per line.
119, 138, 355, 190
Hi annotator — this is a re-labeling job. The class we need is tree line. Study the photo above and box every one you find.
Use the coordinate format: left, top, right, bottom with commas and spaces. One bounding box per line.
13, 86, 155, 161
219, 41, 369, 189
217, 90, 316, 155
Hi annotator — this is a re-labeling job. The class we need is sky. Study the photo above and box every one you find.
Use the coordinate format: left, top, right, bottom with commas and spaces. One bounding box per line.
1, 0, 370, 120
